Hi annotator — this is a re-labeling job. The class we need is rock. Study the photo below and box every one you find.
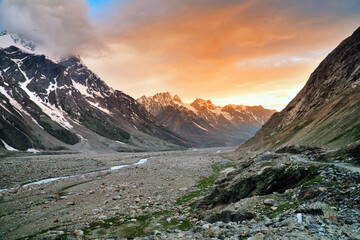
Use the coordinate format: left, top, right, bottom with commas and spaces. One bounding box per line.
74, 228, 84, 239
253, 232, 265, 240
179, 187, 188, 191
206, 209, 255, 223
296, 213, 302, 224
131, 218, 137, 222
270, 206, 278, 210
323, 206, 338, 222
98, 215, 107, 220
112, 205, 121, 210
264, 199, 274, 206
220, 167, 236, 175
112, 195, 122, 200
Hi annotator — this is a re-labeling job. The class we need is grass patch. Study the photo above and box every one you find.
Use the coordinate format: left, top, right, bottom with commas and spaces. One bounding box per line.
295, 166, 322, 188
176, 162, 236, 205
83, 210, 192, 239
268, 201, 300, 219
262, 161, 275, 167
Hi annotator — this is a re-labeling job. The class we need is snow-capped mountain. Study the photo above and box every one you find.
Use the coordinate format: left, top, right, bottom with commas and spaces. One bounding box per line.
0, 31, 189, 152
137, 93, 276, 147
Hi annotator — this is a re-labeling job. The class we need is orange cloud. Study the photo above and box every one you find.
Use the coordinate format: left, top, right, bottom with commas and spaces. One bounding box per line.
83, 0, 360, 110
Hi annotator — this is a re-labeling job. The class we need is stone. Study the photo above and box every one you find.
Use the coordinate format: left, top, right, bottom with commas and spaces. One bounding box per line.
253, 232, 265, 240
323, 206, 338, 222
264, 199, 274, 206
296, 213, 302, 224
74, 228, 84, 239
112, 196, 122, 200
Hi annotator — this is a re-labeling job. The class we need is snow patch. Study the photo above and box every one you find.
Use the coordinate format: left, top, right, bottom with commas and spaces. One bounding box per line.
15, 63, 73, 129
88, 101, 111, 115
27, 148, 40, 153
0, 139, 19, 151
72, 80, 93, 98
192, 121, 208, 131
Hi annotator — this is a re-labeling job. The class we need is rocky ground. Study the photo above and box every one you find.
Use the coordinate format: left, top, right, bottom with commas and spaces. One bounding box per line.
1, 146, 360, 240
0, 147, 235, 239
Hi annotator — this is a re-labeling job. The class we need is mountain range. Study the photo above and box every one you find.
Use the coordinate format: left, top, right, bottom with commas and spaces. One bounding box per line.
138, 93, 275, 147
0, 31, 190, 153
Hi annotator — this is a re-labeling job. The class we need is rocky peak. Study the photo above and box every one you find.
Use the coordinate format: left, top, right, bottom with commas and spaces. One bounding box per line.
153, 92, 173, 104
173, 94, 183, 104
191, 98, 217, 110
59, 56, 113, 96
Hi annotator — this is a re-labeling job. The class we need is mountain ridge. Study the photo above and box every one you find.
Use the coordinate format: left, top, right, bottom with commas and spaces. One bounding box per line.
0, 32, 190, 152
137, 92, 276, 147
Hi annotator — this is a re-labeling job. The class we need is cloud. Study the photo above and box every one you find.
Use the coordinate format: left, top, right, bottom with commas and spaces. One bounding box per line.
83, 0, 359, 109
0, 0, 104, 59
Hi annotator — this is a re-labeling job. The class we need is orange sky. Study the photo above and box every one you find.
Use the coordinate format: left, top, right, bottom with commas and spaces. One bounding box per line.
83, 0, 360, 110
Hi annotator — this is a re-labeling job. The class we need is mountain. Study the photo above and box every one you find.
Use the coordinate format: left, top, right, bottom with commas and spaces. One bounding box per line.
239, 27, 360, 152
137, 92, 275, 147
186, 27, 360, 238
0, 31, 190, 152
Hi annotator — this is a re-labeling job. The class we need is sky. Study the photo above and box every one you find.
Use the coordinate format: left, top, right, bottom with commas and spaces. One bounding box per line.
1, 0, 360, 110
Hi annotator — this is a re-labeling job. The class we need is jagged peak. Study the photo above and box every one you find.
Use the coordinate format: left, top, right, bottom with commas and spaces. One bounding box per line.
173, 94, 182, 104
191, 98, 217, 110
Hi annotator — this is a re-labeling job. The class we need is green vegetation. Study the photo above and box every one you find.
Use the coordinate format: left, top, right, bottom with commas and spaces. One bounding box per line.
83, 210, 192, 239
268, 201, 300, 218
176, 162, 236, 205
262, 161, 275, 167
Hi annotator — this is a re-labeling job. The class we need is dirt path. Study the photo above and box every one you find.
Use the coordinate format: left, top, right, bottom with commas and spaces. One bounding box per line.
290, 154, 360, 172
0, 147, 235, 239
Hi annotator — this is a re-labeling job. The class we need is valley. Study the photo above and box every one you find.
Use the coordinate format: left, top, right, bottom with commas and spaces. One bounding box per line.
0, 147, 235, 239
0, 3, 359, 239
1, 147, 360, 239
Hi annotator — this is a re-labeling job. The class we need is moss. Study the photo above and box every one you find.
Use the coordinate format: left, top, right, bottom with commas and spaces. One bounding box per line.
262, 161, 275, 167
268, 201, 300, 218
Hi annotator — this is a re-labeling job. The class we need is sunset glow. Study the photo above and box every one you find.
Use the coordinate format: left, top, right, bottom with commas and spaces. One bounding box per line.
81, 0, 360, 110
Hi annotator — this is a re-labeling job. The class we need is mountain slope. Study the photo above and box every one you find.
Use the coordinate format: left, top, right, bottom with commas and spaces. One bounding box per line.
0, 32, 189, 152
138, 93, 275, 147
239, 27, 360, 152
